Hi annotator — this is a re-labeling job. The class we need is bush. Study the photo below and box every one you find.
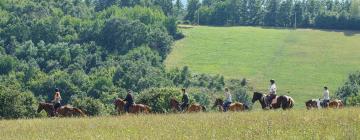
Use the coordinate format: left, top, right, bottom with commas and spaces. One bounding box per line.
346, 96, 360, 106
137, 87, 182, 113
0, 83, 37, 119
336, 71, 360, 105
70, 96, 106, 116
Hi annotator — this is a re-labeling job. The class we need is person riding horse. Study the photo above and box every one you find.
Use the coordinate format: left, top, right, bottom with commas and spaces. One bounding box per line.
223, 88, 232, 112
322, 86, 330, 107
180, 88, 189, 112
267, 79, 277, 108
52, 88, 62, 115
124, 90, 135, 113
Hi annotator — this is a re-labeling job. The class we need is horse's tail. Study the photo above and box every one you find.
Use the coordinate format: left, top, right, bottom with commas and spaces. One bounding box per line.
144, 105, 151, 113
73, 108, 86, 117
201, 105, 206, 112
288, 97, 295, 109
244, 104, 250, 110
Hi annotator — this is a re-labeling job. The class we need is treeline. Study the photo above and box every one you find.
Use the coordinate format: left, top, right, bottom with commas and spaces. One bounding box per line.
182, 0, 360, 30
0, 0, 250, 119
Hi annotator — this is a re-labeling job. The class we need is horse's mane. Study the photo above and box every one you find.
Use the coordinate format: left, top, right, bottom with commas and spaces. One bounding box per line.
40, 102, 54, 106
63, 104, 73, 108
254, 91, 265, 96
170, 98, 180, 104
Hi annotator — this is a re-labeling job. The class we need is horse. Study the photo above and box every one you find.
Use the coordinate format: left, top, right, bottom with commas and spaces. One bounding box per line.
305, 99, 320, 109
252, 92, 294, 110
113, 98, 151, 114
37, 102, 86, 117
328, 99, 344, 109
169, 98, 206, 113
212, 98, 249, 112
305, 99, 344, 109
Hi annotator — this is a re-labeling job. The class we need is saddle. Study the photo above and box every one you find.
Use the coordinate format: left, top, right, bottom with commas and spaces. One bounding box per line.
265, 95, 278, 106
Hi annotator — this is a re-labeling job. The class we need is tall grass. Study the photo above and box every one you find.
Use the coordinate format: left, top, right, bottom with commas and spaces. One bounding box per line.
1, 108, 359, 140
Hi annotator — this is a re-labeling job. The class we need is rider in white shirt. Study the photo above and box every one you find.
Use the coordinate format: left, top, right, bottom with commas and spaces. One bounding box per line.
223, 88, 232, 112
323, 86, 330, 107
267, 79, 277, 108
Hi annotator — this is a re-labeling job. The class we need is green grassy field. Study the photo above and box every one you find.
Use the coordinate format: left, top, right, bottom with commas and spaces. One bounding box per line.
1, 108, 359, 140
166, 26, 360, 107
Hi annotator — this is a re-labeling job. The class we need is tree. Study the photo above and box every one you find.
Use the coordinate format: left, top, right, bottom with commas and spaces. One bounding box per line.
350, 0, 360, 19
278, 0, 293, 27
154, 0, 173, 16
100, 18, 147, 54
264, 0, 280, 26
174, 0, 184, 19
0, 55, 17, 75
185, 0, 200, 23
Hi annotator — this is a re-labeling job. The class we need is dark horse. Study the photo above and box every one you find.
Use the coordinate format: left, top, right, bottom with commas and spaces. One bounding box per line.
213, 98, 249, 112
113, 98, 151, 114
252, 92, 294, 110
169, 98, 206, 113
37, 102, 86, 117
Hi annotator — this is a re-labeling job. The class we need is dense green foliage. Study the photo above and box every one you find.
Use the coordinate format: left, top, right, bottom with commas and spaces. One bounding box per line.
336, 71, 360, 105
185, 0, 360, 30
0, 0, 251, 118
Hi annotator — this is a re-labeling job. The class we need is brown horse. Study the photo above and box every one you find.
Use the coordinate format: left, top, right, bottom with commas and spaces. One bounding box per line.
213, 98, 249, 112
252, 92, 294, 110
329, 99, 344, 109
113, 98, 151, 114
37, 102, 86, 117
169, 98, 206, 113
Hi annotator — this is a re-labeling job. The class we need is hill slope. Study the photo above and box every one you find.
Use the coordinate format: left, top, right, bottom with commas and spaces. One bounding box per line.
166, 26, 360, 106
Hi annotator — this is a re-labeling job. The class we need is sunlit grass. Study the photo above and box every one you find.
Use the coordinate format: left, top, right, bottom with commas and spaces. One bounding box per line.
1, 108, 359, 139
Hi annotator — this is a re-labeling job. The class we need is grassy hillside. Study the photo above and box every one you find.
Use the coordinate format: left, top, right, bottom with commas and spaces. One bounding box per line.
166, 26, 360, 107
1, 108, 359, 139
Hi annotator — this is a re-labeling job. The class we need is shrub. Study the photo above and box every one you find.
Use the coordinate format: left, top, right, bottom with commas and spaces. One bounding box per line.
336, 71, 360, 105
70, 96, 106, 116
0, 82, 37, 119
137, 87, 182, 113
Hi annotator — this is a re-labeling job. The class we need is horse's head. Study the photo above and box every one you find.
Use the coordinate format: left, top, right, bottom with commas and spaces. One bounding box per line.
213, 98, 223, 108
252, 92, 264, 103
170, 98, 181, 111
37, 103, 44, 113
114, 98, 125, 109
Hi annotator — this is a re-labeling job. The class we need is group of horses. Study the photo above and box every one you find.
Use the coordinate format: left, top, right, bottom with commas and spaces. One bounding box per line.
37, 91, 344, 117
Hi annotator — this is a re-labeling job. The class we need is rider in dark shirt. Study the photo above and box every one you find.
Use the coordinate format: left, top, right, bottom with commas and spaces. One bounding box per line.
124, 90, 134, 113
180, 88, 189, 111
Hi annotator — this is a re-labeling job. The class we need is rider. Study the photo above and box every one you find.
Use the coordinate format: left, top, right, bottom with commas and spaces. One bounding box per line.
180, 88, 189, 112
52, 88, 62, 115
267, 79, 277, 108
322, 86, 330, 107
124, 90, 134, 113
223, 88, 232, 112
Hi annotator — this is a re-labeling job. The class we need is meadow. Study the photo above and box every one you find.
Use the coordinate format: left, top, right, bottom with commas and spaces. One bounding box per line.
166, 26, 360, 107
0, 108, 359, 140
